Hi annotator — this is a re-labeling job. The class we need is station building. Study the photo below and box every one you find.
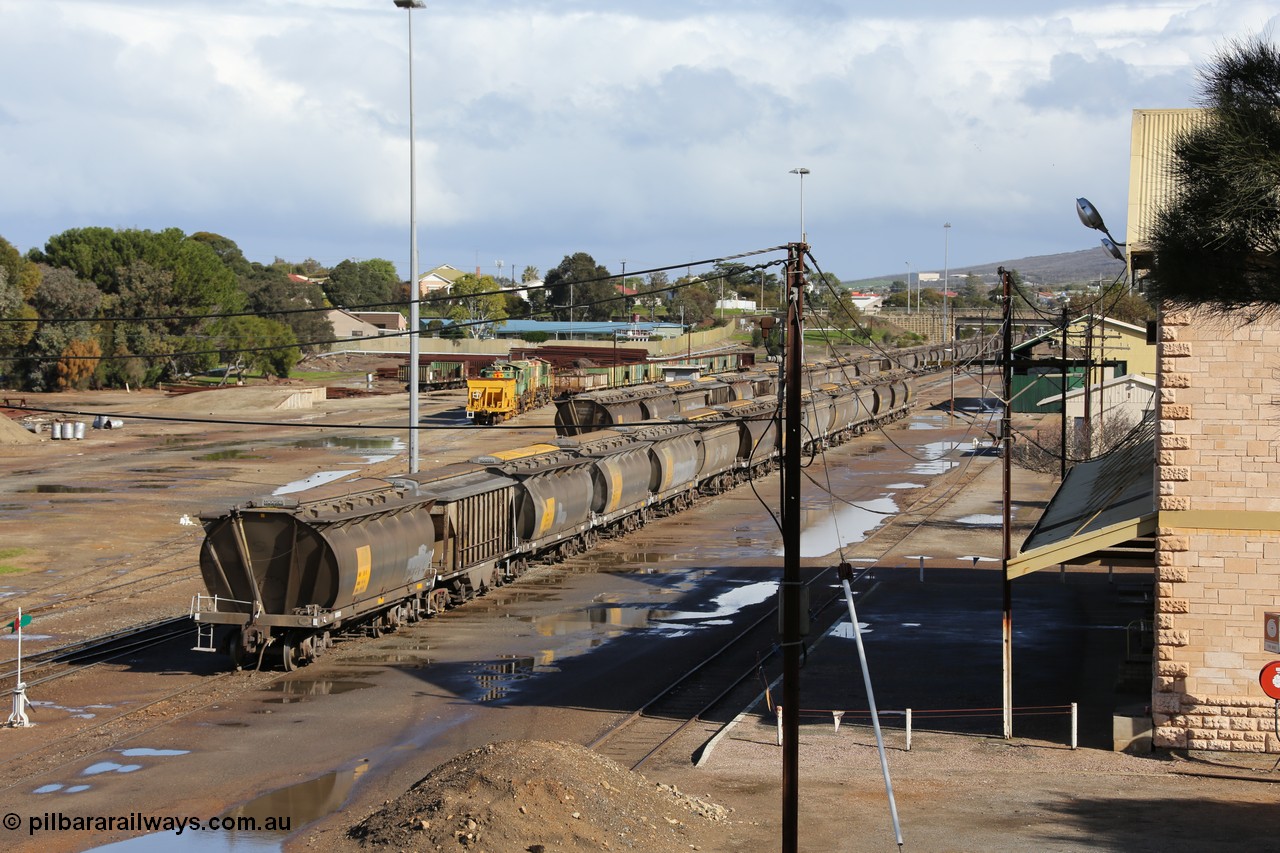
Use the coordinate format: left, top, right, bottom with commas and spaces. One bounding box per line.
1012, 108, 1280, 753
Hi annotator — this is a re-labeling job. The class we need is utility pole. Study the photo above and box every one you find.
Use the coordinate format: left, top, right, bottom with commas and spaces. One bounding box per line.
1060, 302, 1069, 480
1082, 316, 1093, 459
999, 266, 1015, 739
780, 241, 806, 853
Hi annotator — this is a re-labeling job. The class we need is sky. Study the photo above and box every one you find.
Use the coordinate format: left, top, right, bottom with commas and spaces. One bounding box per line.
1, 1, 1277, 285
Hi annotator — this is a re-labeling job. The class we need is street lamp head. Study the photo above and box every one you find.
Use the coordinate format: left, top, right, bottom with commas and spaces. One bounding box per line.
1100, 236, 1125, 262
790, 167, 810, 176
393, 0, 425, 8
1075, 197, 1107, 233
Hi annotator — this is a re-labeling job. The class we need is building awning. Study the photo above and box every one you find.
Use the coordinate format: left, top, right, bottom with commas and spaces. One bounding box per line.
1007, 435, 1156, 579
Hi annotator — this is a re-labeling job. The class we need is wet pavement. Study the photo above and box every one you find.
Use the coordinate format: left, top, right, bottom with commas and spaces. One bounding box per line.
4, 373, 1121, 852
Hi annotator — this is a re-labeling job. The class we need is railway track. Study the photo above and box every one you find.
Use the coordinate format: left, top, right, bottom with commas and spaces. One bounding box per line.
0, 615, 191, 688
585, 375, 999, 770
587, 564, 875, 771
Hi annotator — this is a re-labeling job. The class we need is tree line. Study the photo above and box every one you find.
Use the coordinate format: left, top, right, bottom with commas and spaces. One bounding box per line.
0, 229, 801, 392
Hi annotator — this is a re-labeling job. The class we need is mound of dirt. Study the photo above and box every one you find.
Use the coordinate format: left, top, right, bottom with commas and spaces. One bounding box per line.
0, 413, 37, 445
347, 740, 731, 852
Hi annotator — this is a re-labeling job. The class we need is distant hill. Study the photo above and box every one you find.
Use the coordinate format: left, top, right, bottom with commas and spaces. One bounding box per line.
847, 249, 1125, 289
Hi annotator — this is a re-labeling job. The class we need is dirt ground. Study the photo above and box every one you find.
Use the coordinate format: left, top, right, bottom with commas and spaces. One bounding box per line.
3, 367, 1279, 853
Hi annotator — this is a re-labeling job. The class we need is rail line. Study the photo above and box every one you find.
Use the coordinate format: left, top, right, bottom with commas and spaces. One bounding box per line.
585, 375, 995, 770
0, 615, 191, 688
587, 564, 875, 771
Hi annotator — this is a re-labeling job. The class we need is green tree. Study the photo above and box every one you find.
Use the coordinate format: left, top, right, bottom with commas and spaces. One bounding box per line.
33, 227, 243, 316
190, 231, 252, 277
22, 266, 101, 391
634, 271, 669, 319
98, 260, 183, 387
545, 253, 617, 322
241, 263, 334, 354
1149, 36, 1280, 311
0, 236, 41, 300
669, 278, 715, 326
0, 266, 37, 358
323, 259, 400, 309
445, 274, 508, 338
210, 314, 300, 381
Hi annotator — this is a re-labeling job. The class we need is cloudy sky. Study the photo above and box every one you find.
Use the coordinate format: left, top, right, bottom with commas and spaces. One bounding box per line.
1, 1, 1276, 284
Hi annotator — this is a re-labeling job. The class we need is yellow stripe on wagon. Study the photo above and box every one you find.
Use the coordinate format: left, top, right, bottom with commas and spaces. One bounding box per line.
485, 444, 560, 461
354, 545, 372, 595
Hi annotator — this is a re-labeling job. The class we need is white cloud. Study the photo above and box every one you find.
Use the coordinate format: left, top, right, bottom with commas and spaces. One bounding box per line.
1, 0, 1277, 279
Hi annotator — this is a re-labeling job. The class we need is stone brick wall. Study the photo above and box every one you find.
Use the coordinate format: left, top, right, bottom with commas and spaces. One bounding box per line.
1153, 306, 1280, 752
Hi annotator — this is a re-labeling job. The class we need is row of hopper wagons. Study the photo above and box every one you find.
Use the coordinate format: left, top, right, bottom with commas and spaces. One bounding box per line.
191, 339, 980, 669
393, 337, 983, 426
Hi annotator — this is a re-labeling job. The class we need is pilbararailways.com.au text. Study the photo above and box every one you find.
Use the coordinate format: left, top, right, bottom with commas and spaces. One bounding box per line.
9, 811, 292, 836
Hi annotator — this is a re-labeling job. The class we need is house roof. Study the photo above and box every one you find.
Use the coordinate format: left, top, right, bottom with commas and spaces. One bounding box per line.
1033, 373, 1156, 408
420, 264, 466, 283
1014, 314, 1148, 353
1008, 431, 1156, 579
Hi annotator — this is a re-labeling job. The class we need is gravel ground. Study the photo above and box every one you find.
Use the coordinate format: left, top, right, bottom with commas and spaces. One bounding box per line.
5, 372, 1279, 853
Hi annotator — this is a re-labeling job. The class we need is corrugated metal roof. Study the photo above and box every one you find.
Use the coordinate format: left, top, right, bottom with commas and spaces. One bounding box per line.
1010, 430, 1156, 578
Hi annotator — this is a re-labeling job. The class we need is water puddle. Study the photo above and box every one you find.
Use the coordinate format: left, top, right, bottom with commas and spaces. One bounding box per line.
886, 482, 922, 490
956, 514, 1003, 526
293, 436, 404, 463
28, 699, 117, 719
88, 764, 370, 851
523, 603, 679, 637
779, 497, 898, 558
82, 762, 143, 776
34, 783, 92, 794
910, 441, 963, 476
343, 653, 432, 667
586, 551, 682, 572
193, 449, 265, 462
472, 654, 540, 702
649, 580, 779, 627
829, 620, 874, 638
120, 748, 190, 758
262, 680, 375, 703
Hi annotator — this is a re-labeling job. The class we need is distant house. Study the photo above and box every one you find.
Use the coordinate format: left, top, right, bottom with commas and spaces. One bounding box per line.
1035, 373, 1156, 449
714, 298, 758, 312
349, 312, 407, 333
417, 264, 467, 297
847, 292, 883, 315
326, 309, 385, 340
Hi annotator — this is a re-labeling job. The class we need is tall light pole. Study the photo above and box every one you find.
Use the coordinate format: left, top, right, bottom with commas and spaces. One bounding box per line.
789, 167, 810, 243
395, 0, 425, 473
942, 222, 951, 345
904, 261, 913, 315
943, 222, 952, 416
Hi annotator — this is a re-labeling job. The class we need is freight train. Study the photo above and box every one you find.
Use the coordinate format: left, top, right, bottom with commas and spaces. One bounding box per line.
190, 338, 991, 669
464, 359, 553, 424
